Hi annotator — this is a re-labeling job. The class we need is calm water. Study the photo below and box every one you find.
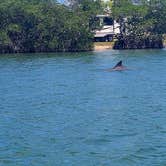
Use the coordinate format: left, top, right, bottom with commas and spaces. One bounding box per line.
0, 49, 166, 166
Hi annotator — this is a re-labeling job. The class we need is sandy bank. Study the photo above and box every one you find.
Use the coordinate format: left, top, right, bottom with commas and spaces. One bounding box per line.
94, 42, 114, 51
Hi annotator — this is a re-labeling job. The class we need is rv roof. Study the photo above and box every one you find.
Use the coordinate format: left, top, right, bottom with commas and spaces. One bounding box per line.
96, 14, 110, 18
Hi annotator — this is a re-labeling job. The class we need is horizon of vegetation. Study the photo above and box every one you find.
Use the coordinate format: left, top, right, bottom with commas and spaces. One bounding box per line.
0, 0, 166, 53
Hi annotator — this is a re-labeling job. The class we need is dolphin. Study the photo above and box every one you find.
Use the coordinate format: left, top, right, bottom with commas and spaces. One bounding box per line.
108, 60, 127, 71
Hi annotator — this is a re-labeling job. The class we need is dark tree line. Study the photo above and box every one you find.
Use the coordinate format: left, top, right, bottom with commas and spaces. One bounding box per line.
112, 0, 166, 49
0, 0, 101, 53
0, 0, 166, 53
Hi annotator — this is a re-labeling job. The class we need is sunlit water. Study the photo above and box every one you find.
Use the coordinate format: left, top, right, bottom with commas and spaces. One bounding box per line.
0, 49, 166, 166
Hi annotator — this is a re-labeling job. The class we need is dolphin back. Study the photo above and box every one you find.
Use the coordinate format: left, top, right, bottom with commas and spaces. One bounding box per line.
113, 60, 122, 69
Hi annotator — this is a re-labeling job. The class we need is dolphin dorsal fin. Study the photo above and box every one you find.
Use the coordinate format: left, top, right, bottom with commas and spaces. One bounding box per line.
113, 60, 122, 68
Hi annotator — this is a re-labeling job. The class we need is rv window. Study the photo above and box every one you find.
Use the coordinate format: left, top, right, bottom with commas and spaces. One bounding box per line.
103, 17, 113, 25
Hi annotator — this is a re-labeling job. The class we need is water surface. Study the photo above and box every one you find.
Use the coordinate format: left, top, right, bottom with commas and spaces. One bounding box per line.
0, 49, 166, 166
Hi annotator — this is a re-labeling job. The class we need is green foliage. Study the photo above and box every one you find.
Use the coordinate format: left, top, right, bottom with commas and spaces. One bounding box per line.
0, 0, 100, 53
112, 0, 166, 49
144, 0, 166, 34
68, 0, 102, 30
113, 0, 166, 35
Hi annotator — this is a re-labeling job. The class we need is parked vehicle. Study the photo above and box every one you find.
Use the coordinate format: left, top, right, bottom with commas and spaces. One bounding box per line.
94, 14, 120, 42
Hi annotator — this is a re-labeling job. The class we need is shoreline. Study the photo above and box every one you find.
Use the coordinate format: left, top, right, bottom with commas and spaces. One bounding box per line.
0, 41, 165, 54
94, 41, 166, 51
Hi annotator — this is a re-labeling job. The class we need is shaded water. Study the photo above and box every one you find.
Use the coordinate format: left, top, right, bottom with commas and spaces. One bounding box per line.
0, 49, 166, 166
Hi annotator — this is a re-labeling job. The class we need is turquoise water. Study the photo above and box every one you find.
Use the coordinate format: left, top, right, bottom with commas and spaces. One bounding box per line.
0, 49, 166, 166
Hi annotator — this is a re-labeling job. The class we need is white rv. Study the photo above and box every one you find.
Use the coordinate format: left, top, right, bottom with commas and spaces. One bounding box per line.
94, 14, 120, 42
